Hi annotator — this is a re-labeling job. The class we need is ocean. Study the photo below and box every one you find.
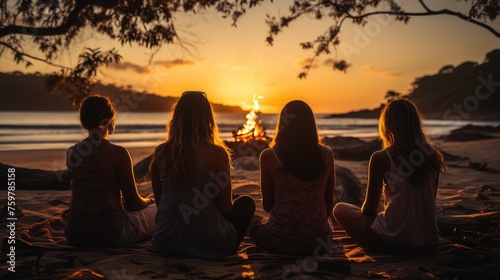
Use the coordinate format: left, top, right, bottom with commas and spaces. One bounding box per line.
0, 111, 498, 151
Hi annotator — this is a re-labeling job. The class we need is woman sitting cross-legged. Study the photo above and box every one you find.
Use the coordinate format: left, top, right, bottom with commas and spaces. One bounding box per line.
150, 91, 256, 258
66, 95, 157, 248
249, 100, 336, 255
333, 98, 446, 255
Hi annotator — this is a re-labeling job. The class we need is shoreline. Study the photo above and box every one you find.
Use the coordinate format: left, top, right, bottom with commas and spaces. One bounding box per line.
2, 137, 499, 170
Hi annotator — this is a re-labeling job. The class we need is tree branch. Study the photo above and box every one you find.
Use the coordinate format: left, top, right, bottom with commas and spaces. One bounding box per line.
0, 0, 118, 39
418, 0, 432, 13
0, 41, 70, 69
346, 9, 500, 37
299, 15, 351, 78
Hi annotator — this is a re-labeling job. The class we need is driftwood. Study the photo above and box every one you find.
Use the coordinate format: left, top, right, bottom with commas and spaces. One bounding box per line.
323, 136, 380, 161
334, 165, 364, 206
0, 163, 69, 190
133, 154, 153, 182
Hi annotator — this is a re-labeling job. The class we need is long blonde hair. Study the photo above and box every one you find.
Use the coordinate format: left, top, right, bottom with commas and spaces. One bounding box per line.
152, 91, 231, 183
379, 98, 446, 183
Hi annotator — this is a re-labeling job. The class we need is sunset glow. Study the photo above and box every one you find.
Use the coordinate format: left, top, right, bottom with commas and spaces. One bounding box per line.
0, 1, 498, 113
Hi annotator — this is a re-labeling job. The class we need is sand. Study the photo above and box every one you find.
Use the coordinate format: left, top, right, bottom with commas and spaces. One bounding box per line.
1, 138, 499, 279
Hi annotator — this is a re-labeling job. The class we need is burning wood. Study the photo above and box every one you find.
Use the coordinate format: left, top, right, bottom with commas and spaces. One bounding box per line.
233, 95, 268, 142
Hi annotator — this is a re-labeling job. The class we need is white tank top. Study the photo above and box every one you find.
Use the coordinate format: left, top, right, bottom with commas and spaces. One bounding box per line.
371, 149, 439, 248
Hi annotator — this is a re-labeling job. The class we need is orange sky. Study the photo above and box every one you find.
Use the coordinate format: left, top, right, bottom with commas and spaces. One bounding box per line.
1, 1, 499, 113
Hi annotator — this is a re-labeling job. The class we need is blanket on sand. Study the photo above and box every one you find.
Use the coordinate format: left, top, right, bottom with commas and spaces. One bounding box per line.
3, 212, 499, 279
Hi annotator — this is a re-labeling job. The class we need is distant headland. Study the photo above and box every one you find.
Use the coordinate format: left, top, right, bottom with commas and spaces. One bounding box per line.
0, 72, 245, 113
329, 49, 500, 121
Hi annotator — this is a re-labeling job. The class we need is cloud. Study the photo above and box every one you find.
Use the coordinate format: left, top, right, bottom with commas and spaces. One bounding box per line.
154, 59, 195, 68
360, 65, 401, 77
107, 59, 195, 74
323, 58, 335, 68
107, 61, 150, 74
298, 58, 318, 69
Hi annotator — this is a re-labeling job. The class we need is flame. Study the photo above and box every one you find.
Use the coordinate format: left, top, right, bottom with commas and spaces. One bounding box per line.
235, 94, 266, 142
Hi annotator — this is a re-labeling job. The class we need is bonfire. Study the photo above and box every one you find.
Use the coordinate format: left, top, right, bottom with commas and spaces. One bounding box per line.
233, 95, 268, 142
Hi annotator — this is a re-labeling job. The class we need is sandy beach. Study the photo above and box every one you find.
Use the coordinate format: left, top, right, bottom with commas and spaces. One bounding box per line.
1, 136, 499, 279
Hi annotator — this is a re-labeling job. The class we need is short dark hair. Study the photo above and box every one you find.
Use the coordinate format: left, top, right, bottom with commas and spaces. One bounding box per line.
79, 95, 116, 130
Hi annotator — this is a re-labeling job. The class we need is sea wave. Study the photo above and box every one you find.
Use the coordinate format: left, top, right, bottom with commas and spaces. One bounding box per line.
1, 112, 498, 151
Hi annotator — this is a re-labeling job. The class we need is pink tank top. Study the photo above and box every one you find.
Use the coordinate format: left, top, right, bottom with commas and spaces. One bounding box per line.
265, 147, 332, 250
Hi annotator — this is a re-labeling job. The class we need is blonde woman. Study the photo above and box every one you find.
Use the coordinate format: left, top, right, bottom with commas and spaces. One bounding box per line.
150, 91, 255, 258
333, 98, 446, 255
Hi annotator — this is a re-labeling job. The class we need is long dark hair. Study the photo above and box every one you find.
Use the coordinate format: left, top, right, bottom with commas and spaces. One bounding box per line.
379, 98, 446, 184
151, 91, 231, 184
270, 100, 326, 182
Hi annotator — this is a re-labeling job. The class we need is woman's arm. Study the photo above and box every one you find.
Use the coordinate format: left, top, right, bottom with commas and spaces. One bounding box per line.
361, 150, 387, 216
115, 146, 153, 211
324, 147, 335, 217
434, 172, 440, 198
150, 153, 162, 205
211, 147, 233, 216
260, 149, 275, 213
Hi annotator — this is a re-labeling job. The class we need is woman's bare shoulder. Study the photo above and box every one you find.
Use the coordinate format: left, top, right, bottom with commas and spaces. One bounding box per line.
101, 141, 130, 160
370, 148, 391, 166
322, 145, 334, 155
205, 144, 228, 158
204, 144, 230, 171
259, 148, 274, 161
260, 148, 281, 171
321, 145, 335, 165
371, 148, 386, 157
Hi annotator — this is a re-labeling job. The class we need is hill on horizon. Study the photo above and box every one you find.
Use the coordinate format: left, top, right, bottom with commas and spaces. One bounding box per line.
0, 72, 245, 113
329, 49, 500, 121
